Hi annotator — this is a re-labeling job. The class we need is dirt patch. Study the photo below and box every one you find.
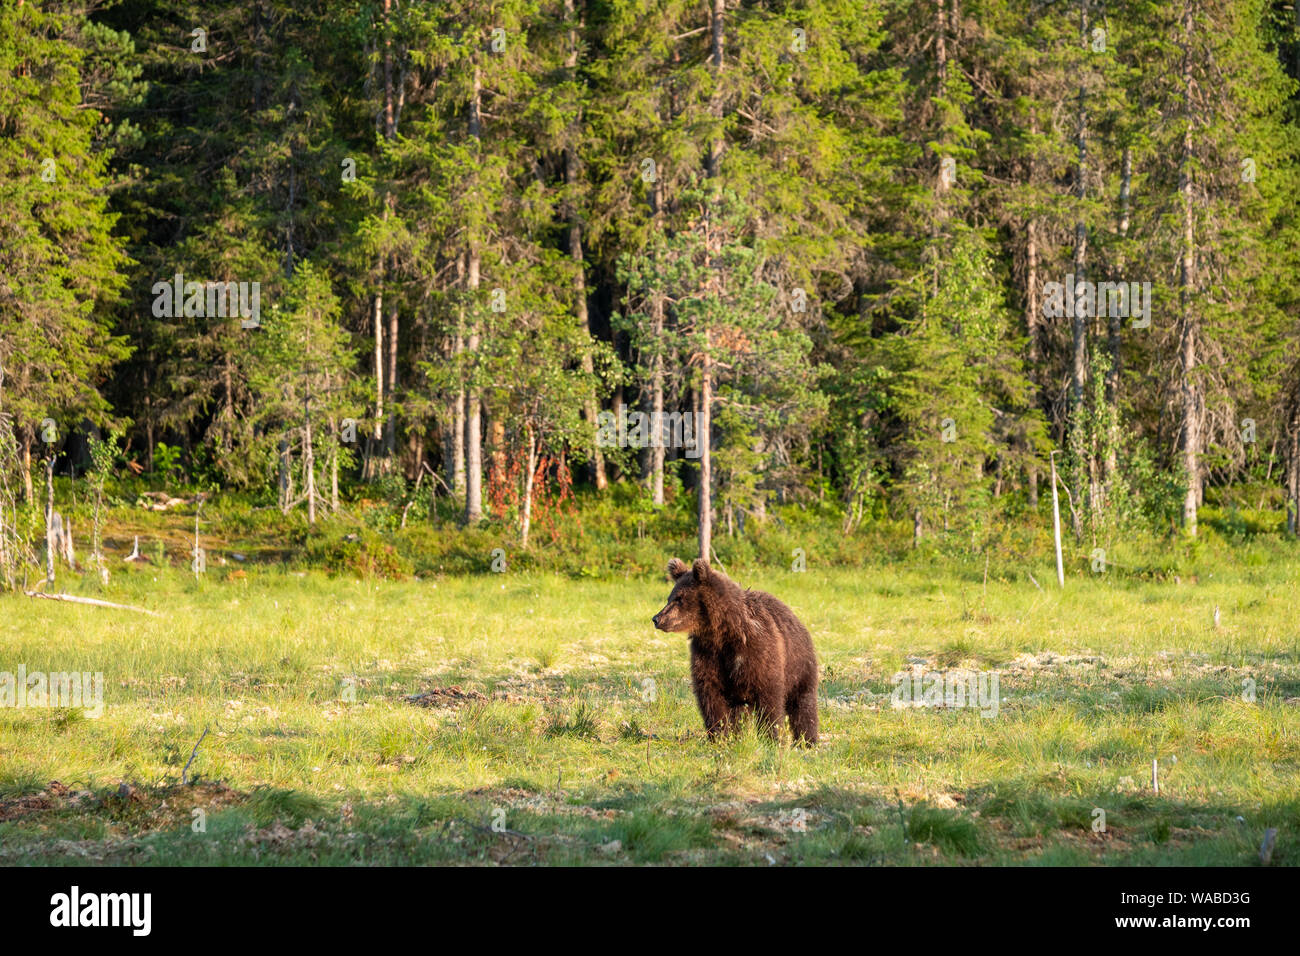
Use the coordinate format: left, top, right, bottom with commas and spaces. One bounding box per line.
0, 781, 87, 822
405, 686, 491, 707
465, 787, 621, 821
0, 779, 240, 826
404, 684, 557, 708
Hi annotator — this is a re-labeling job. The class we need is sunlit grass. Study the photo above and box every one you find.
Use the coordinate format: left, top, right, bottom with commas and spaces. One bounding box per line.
1, 555, 1297, 865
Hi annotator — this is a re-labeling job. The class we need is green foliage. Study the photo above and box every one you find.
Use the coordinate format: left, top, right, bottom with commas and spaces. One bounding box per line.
4, 0, 1300, 556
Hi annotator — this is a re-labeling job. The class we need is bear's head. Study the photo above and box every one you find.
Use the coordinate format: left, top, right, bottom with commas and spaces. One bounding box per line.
651, 557, 714, 634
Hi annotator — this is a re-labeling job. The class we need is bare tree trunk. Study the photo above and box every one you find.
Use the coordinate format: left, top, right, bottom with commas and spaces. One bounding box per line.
696, 0, 723, 560
1102, 145, 1132, 497
381, 1, 399, 467
1070, 1, 1089, 413
384, 302, 398, 462
1178, 11, 1199, 537
1025, 156, 1040, 507
1068, 0, 1090, 541
23, 434, 33, 505
648, 172, 667, 506
464, 66, 484, 524
304, 395, 316, 525
330, 426, 339, 515
489, 416, 506, 502
563, 0, 607, 492
1026, 111, 1041, 367
521, 424, 536, 548
451, 379, 466, 499
44, 456, 54, 585
222, 352, 234, 453
697, 353, 712, 560
445, 256, 467, 504
278, 436, 293, 514
707, 0, 725, 177
369, 291, 384, 479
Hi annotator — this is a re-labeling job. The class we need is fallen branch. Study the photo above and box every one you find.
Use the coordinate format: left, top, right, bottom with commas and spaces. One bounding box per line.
24, 590, 160, 616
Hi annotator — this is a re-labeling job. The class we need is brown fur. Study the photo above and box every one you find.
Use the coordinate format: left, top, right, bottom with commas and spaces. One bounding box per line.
652, 558, 818, 745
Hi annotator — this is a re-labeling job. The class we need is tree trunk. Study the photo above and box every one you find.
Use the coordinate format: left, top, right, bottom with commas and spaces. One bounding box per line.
464, 67, 484, 524
1104, 145, 1131, 493
369, 291, 384, 479
490, 415, 506, 506
384, 302, 398, 462
521, 424, 536, 548
44, 456, 54, 585
1178, 12, 1199, 537
446, 254, 467, 504
697, 352, 712, 560
222, 352, 234, 453
278, 436, 293, 513
696, 0, 723, 560
1026, 111, 1041, 368
22, 434, 33, 504
707, 0, 725, 177
1069, 0, 1090, 540
1025, 123, 1041, 511
304, 395, 316, 525
564, 0, 606, 492
451, 380, 466, 499
1070, 1, 1089, 414
650, 177, 666, 507
368, 0, 398, 481
330, 425, 339, 515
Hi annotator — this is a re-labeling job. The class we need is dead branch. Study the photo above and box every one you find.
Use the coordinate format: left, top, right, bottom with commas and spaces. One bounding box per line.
183, 725, 211, 785
23, 591, 160, 616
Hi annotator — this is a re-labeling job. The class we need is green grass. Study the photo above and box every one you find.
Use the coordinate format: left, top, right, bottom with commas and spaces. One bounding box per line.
2, 542, 1298, 866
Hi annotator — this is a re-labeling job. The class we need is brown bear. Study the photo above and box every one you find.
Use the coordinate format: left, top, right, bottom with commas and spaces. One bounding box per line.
652, 558, 818, 745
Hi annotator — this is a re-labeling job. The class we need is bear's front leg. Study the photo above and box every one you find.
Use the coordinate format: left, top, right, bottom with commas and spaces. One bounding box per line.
690, 648, 731, 740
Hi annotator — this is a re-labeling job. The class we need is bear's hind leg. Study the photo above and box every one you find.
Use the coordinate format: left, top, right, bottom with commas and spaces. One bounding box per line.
755, 689, 786, 742
788, 685, 818, 746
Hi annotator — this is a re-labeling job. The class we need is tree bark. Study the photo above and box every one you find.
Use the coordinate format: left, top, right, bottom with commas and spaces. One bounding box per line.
384, 301, 398, 462
22, 434, 33, 505
1104, 145, 1132, 492
1178, 10, 1199, 536
464, 66, 484, 524
304, 393, 316, 525
650, 176, 666, 506
44, 456, 54, 585
1069, 0, 1090, 540
696, 0, 725, 560
564, 0, 607, 492
521, 424, 536, 548
369, 290, 383, 479
697, 351, 712, 560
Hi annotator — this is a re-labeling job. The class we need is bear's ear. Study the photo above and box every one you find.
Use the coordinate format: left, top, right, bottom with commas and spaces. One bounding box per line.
691, 558, 711, 583
667, 557, 689, 581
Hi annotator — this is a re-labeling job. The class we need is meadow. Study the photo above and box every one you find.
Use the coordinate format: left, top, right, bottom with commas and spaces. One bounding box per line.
2, 511, 1298, 866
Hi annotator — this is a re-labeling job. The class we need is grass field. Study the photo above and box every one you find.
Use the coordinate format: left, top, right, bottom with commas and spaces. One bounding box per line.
3, 548, 1299, 866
